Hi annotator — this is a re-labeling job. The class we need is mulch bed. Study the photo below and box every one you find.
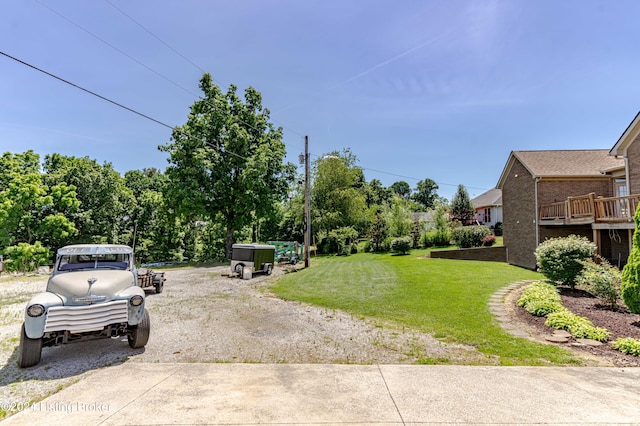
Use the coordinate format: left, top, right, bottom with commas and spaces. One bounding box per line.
514, 286, 640, 366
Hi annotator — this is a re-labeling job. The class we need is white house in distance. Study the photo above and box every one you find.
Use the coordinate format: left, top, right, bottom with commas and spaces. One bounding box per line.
471, 188, 503, 227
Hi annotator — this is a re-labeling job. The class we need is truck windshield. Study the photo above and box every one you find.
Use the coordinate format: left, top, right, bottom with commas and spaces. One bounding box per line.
57, 254, 130, 272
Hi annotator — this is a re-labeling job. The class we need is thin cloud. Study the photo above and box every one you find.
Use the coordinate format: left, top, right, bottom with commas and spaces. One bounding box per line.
327, 31, 451, 91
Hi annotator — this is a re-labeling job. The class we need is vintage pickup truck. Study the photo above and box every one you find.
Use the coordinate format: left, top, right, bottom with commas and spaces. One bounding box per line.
19, 244, 151, 368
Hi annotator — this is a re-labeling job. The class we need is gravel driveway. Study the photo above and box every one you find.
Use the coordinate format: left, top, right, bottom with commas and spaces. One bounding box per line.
0, 265, 487, 412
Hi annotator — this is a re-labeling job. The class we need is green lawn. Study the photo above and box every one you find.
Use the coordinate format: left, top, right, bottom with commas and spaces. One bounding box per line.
270, 249, 583, 366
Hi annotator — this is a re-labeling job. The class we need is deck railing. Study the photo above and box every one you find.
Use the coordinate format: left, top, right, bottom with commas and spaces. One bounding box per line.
539, 193, 640, 223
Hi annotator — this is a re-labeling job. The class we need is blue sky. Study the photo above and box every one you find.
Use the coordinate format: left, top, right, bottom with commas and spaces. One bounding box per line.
2, 0, 640, 201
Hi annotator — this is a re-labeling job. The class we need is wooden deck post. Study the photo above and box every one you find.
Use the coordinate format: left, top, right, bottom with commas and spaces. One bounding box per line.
593, 228, 601, 257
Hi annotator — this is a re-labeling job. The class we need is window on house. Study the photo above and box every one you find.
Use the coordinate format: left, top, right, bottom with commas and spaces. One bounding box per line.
484, 208, 491, 223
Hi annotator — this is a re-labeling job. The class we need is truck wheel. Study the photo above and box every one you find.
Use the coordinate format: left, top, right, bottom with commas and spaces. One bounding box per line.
266, 264, 273, 275
128, 309, 150, 349
18, 323, 42, 368
154, 281, 164, 294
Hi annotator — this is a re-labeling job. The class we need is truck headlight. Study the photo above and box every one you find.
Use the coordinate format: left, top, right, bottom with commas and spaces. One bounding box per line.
27, 304, 45, 317
130, 295, 144, 307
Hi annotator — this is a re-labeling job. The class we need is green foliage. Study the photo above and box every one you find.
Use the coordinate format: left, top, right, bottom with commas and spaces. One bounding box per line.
0, 152, 79, 250
544, 310, 610, 342
451, 225, 491, 248
319, 226, 359, 255
517, 281, 565, 317
450, 184, 474, 224
412, 178, 439, 211
363, 179, 391, 209
3, 242, 52, 273
612, 337, 640, 356
390, 181, 411, 199
385, 195, 413, 238
43, 153, 131, 244
492, 222, 503, 237
424, 205, 451, 247
390, 236, 412, 255
410, 219, 422, 248
311, 149, 368, 238
577, 258, 622, 310
368, 212, 388, 252
534, 235, 597, 288
621, 204, 640, 314
161, 73, 295, 256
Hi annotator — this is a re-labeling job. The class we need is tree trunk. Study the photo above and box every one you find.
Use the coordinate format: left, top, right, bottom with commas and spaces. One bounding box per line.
226, 226, 234, 259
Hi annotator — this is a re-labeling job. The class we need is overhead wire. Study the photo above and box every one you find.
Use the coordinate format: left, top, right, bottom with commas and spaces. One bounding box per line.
0, 50, 250, 162
28, 1, 488, 193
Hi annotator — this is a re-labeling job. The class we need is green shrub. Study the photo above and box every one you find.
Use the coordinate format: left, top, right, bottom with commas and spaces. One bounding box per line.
350, 243, 358, 254
320, 226, 359, 255
545, 310, 610, 342
577, 258, 621, 310
390, 237, 412, 255
517, 282, 565, 317
622, 205, 640, 313
534, 235, 597, 288
612, 337, 640, 356
450, 225, 491, 248
3, 242, 52, 273
421, 229, 450, 248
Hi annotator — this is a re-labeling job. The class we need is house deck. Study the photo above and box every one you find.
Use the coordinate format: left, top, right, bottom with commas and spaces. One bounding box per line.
539, 193, 639, 227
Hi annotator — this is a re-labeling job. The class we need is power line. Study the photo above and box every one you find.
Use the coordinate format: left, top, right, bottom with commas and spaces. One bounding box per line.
37, 0, 306, 144
34, 0, 199, 98
0, 50, 251, 162
0, 50, 173, 130
104, 0, 207, 75
2, 48, 487, 194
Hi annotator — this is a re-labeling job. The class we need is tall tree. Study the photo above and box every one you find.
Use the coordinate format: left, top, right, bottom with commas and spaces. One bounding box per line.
390, 181, 411, 199
0, 152, 79, 250
363, 179, 392, 208
160, 73, 295, 257
412, 178, 439, 211
450, 184, 475, 225
311, 149, 368, 237
43, 154, 131, 243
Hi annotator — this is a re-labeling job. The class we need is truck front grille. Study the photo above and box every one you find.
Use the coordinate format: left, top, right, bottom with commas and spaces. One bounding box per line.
44, 300, 129, 333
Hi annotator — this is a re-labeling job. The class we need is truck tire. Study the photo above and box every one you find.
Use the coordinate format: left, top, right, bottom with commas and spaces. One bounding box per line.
266, 264, 273, 275
128, 309, 150, 349
154, 281, 164, 294
18, 323, 42, 368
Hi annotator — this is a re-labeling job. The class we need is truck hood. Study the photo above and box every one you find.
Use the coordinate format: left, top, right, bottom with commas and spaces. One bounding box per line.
47, 270, 136, 305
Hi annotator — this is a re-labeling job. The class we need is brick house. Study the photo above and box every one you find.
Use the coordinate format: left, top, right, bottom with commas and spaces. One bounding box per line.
497, 114, 640, 271
471, 188, 502, 228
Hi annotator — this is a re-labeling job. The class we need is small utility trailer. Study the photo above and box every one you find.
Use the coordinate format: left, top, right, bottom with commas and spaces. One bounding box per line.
268, 241, 303, 264
230, 244, 275, 280
137, 269, 166, 293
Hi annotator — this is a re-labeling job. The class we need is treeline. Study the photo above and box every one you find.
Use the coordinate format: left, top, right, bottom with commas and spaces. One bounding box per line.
0, 73, 483, 271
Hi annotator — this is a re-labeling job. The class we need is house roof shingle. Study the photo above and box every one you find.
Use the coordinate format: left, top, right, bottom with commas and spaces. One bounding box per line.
497, 149, 624, 189
471, 188, 502, 208
512, 150, 624, 178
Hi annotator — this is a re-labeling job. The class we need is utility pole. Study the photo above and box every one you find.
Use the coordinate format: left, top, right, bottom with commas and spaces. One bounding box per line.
304, 136, 311, 268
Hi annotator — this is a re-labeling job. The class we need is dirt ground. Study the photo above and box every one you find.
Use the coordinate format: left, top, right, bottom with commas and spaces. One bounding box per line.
0, 265, 486, 410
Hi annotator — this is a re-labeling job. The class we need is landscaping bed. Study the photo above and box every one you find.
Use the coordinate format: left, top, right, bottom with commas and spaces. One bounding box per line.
514, 285, 640, 366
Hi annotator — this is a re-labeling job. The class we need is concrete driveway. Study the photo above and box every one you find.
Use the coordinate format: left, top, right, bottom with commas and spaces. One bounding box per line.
4, 363, 640, 425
